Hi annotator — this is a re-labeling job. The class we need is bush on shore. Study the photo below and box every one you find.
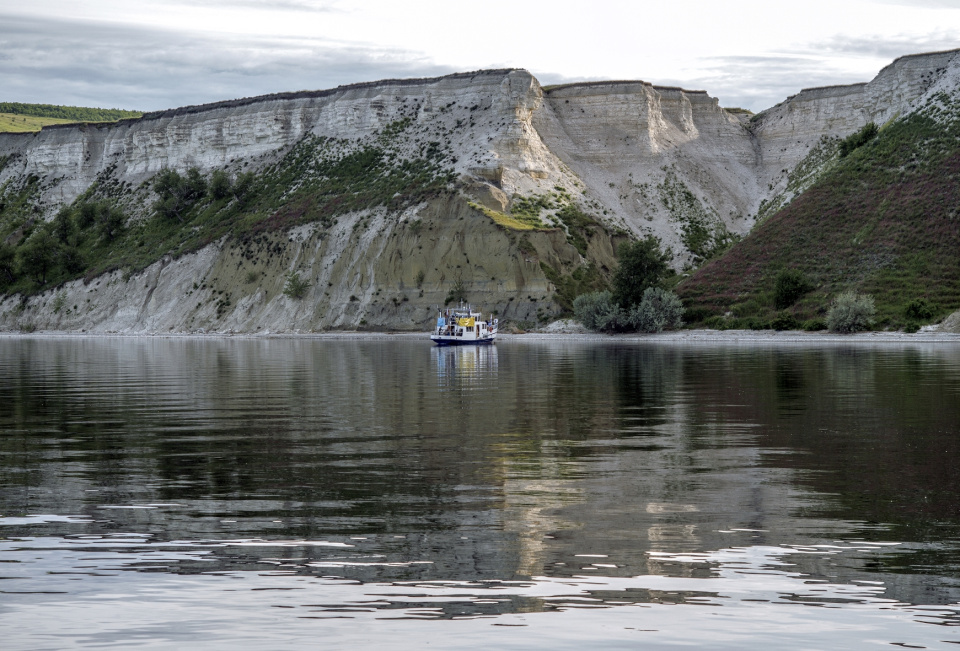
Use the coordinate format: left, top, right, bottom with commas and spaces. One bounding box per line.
630, 287, 685, 333
827, 291, 875, 333
574, 287, 684, 334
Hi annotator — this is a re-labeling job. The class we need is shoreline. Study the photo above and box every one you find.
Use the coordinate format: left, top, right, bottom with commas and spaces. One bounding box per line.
2, 328, 960, 344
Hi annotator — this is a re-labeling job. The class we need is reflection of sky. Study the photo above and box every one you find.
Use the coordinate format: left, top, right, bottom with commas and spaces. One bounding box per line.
2, 532, 959, 649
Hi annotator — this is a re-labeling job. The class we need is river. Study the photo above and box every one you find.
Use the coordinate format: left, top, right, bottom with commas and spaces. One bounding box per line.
2, 336, 959, 649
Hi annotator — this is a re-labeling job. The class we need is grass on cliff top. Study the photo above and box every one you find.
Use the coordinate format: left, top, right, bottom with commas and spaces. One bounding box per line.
0, 113, 76, 132
678, 94, 960, 331
0, 102, 141, 124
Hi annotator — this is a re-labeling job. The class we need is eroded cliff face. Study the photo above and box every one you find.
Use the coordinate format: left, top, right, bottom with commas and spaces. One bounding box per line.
535, 82, 760, 265
1, 49, 958, 333
0, 195, 620, 333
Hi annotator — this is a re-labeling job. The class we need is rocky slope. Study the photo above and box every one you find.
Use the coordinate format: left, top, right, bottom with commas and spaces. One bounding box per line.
0, 50, 957, 333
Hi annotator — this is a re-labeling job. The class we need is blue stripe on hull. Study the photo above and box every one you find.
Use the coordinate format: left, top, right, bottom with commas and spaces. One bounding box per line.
431, 338, 496, 346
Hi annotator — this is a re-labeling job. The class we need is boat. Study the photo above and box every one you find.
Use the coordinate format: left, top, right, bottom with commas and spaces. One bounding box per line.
430, 303, 498, 346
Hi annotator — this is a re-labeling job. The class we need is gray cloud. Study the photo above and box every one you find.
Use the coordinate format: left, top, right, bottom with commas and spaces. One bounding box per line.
802, 32, 960, 61
533, 56, 866, 114
667, 56, 871, 113
167, 0, 340, 11
3, 10, 956, 117
0, 13, 455, 110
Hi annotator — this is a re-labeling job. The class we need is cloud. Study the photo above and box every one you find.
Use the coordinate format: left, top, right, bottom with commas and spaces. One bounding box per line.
672, 55, 871, 113
802, 32, 960, 61
167, 0, 340, 12
869, 0, 960, 8
0, 13, 455, 110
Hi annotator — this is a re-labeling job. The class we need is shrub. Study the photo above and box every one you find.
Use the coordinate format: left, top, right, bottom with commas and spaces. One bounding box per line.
595, 303, 630, 332
903, 322, 921, 333
773, 268, 812, 310
97, 204, 125, 242
611, 236, 672, 308
770, 311, 801, 331
573, 291, 615, 330
839, 122, 878, 157
52, 207, 74, 243
703, 315, 729, 330
444, 276, 467, 306
58, 244, 85, 274
0, 242, 16, 285
210, 169, 232, 200
802, 318, 827, 332
629, 287, 684, 333
154, 167, 207, 222
232, 171, 256, 207
904, 298, 934, 321
17, 229, 58, 285
76, 202, 98, 229
827, 291, 875, 333
282, 272, 311, 299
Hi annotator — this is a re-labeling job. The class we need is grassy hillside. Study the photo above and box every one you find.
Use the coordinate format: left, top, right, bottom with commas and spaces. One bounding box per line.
678, 91, 960, 331
0, 113, 77, 132
0, 102, 141, 132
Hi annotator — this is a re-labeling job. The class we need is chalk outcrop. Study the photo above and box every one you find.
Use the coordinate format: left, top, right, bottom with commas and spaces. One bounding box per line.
1, 49, 958, 333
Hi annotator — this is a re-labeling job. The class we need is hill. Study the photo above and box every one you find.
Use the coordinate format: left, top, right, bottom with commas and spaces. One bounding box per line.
0, 51, 957, 334
677, 87, 960, 331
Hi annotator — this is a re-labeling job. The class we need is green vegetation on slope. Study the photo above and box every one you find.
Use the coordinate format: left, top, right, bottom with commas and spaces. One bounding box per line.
679, 93, 960, 331
0, 118, 457, 295
0, 102, 141, 124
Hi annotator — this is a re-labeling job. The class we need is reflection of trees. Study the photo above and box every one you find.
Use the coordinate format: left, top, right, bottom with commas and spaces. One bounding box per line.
3, 338, 960, 587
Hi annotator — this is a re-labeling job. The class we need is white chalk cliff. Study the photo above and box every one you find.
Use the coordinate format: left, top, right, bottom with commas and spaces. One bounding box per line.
1, 49, 958, 333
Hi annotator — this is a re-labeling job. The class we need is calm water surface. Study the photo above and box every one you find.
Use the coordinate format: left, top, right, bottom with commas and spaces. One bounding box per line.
2, 337, 960, 649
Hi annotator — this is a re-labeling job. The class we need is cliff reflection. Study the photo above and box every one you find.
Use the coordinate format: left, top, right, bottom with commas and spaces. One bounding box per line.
1, 337, 959, 603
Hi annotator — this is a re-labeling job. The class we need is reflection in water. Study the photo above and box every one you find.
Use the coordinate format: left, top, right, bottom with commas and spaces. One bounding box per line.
432, 343, 499, 387
1, 337, 960, 648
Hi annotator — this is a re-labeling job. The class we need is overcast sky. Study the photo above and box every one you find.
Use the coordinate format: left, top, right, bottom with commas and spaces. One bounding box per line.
1, 0, 958, 113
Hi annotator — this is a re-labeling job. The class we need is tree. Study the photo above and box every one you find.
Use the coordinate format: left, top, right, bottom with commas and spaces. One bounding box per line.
232, 171, 256, 207
0, 242, 16, 286
52, 207, 74, 243
154, 167, 207, 222
773, 268, 812, 310
839, 122, 879, 157
210, 169, 232, 200
612, 236, 672, 308
282, 272, 311, 299
18, 229, 58, 285
76, 201, 98, 229
96, 203, 125, 242
58, 244, 85, 274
